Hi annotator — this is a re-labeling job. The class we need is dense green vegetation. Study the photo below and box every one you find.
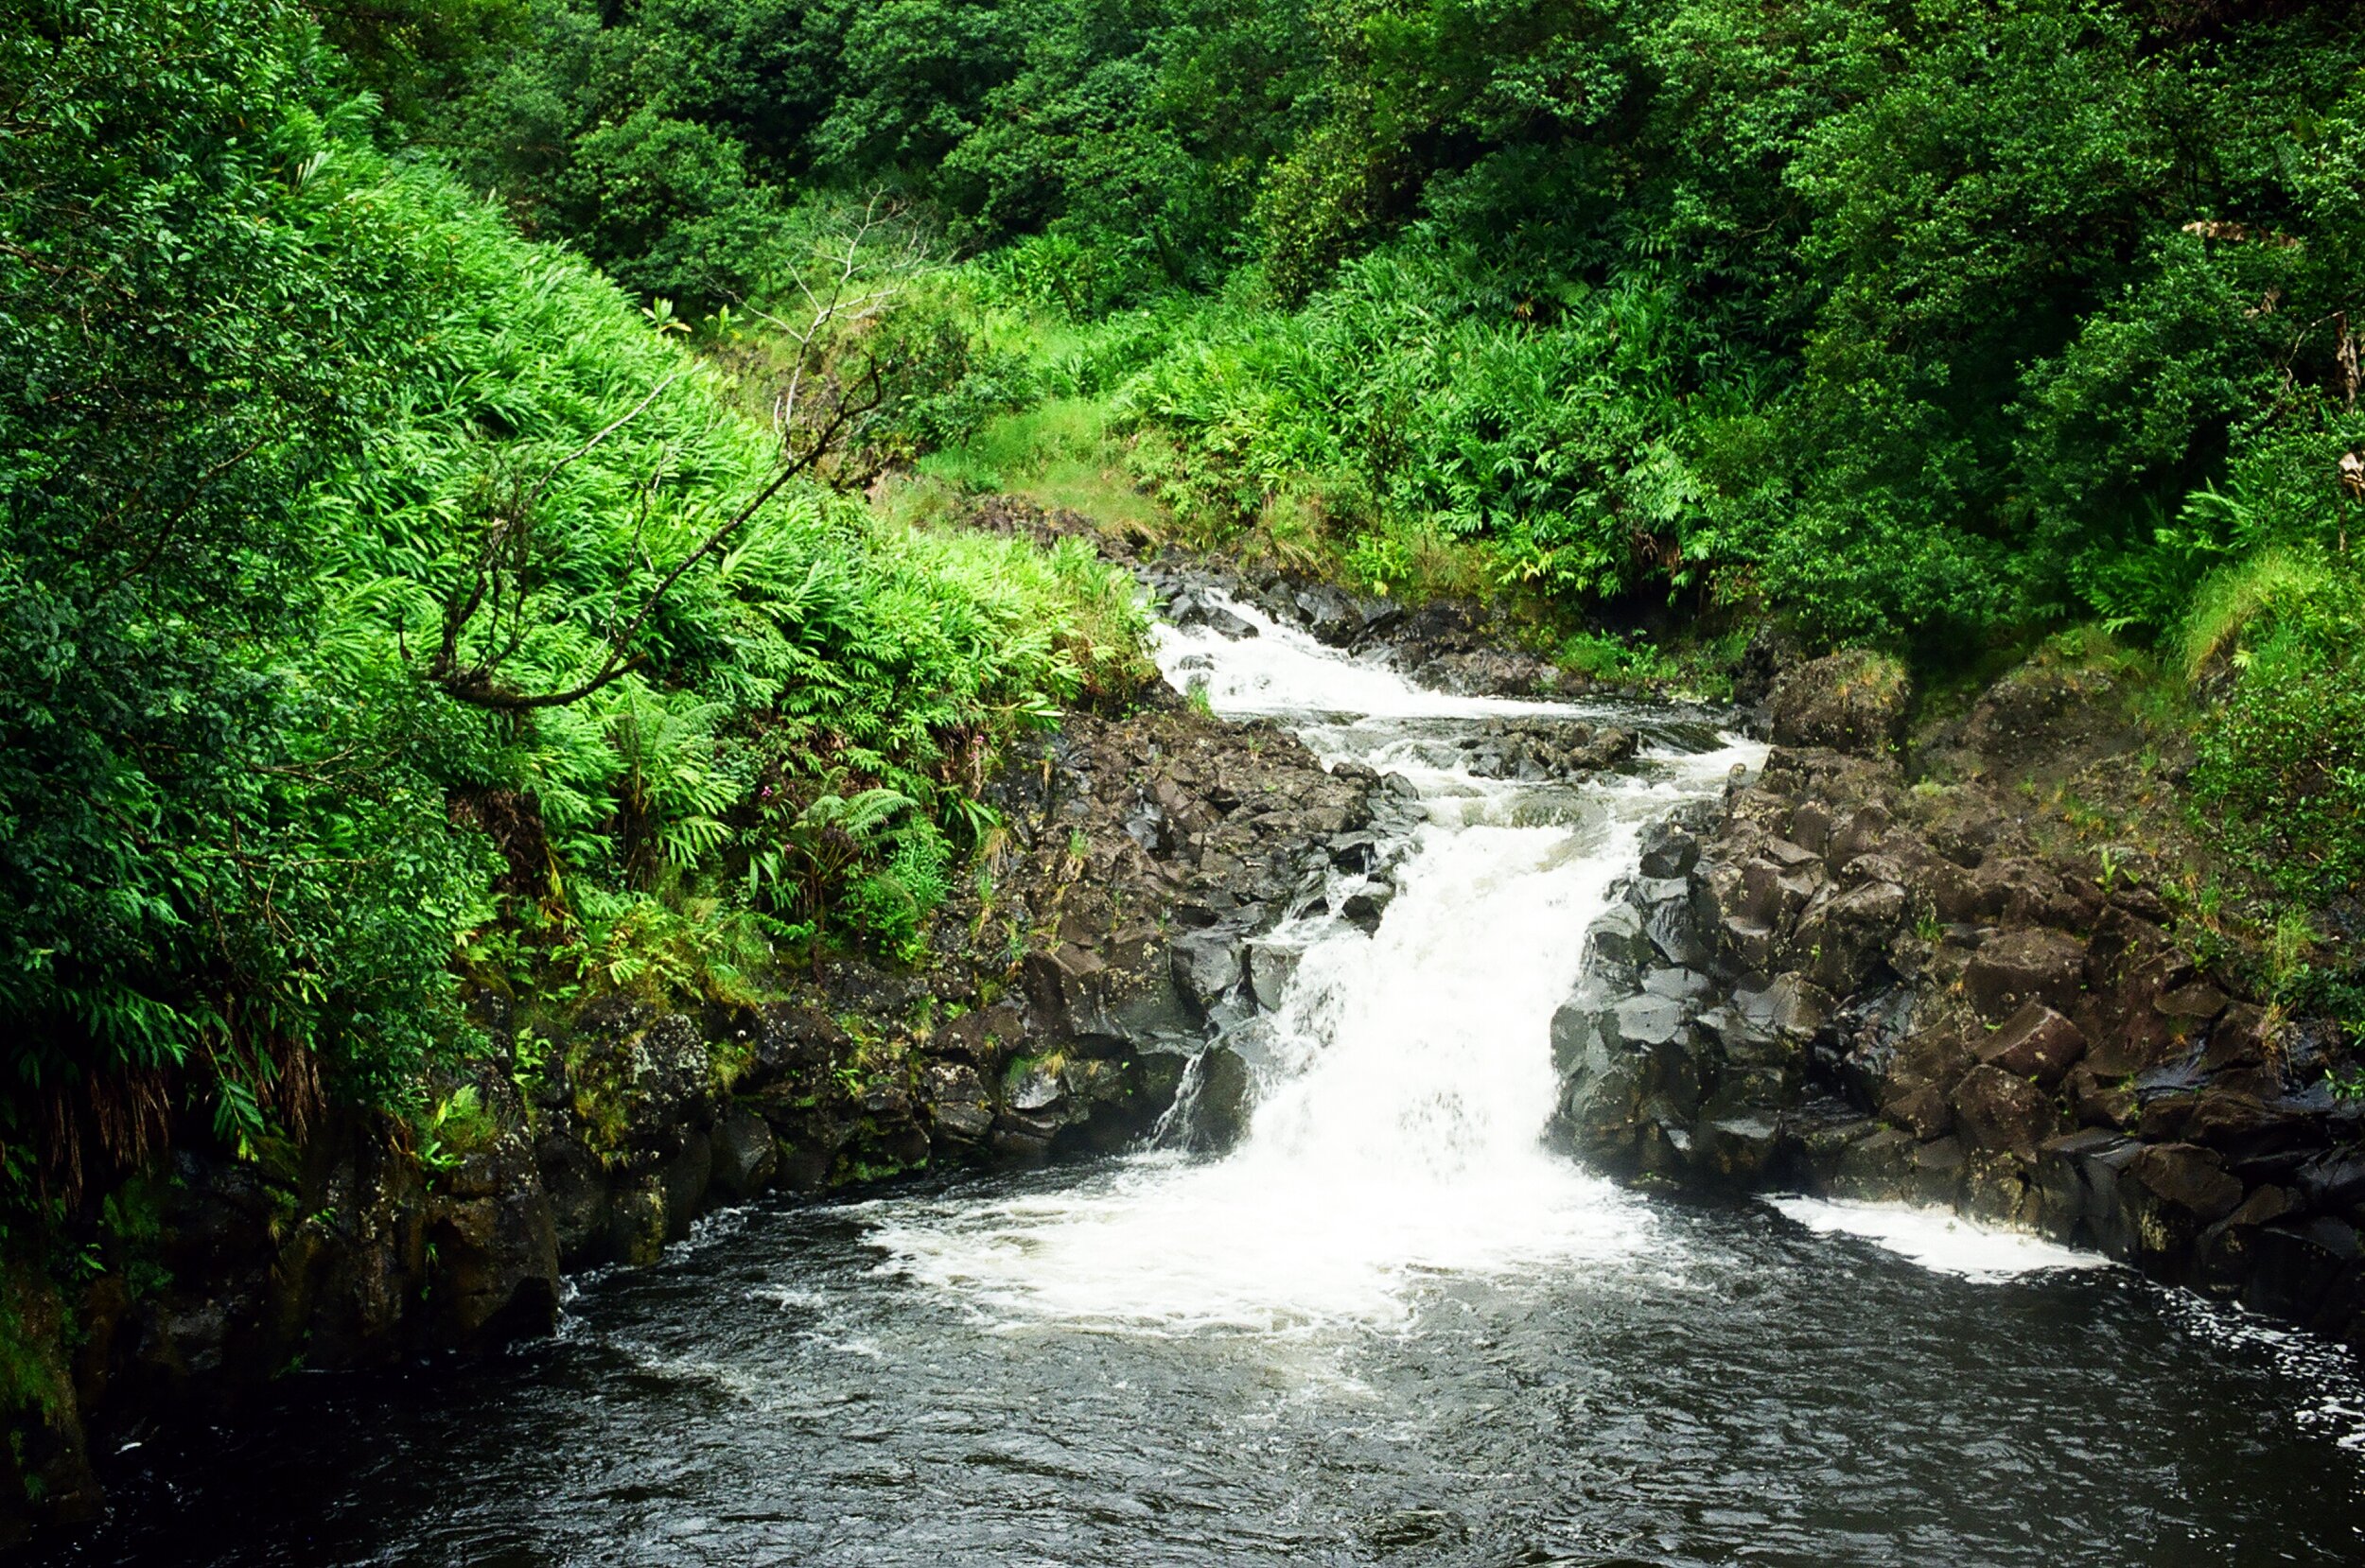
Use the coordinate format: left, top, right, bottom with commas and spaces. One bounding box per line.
4, 0, 2362, 1296
0, 0, 1146, 1232
435, 0, 2359, 917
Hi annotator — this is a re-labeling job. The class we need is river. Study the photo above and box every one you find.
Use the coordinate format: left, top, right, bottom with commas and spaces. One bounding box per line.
49, 593, 2365, 1564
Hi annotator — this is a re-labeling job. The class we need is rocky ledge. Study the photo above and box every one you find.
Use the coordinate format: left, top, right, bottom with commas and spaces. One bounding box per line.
1555, 649, 2365, 1350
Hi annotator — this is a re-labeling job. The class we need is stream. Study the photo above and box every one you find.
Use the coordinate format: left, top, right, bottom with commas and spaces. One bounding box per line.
48, 595, 2365, 1565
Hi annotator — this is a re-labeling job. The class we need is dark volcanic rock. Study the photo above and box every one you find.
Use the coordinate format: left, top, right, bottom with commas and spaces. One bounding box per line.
1550, 631, 2365, 1362
1975, 1003, 2087, 1088
1950, 1065, 2057, 1162
1963, 930, 2087, 1021
1769, 650, 1908, 760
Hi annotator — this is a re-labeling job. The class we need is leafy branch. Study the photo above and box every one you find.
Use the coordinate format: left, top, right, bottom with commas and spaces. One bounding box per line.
425, 199, 927, 711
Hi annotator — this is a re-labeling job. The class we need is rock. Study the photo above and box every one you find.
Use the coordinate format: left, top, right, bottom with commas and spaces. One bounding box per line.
1179, 1046, 1253, 1152
1247, 939, 1303, 1011
1957, 658, 2144, 783
2196, 1184, 2298, 1296
1762, 972, 1834, 1041
1174, 596, 1257, 639
1341, 881, 1395, 929
1959, 1147, 2036, 1225
1950, 1064, 2057, 1160
1293, 584, 1364, 645
2126, 1142, 2244, 1227
607, 1178, 669, 1268
2202, 1003, 2271, 1070
1560, 1055, 1648, 1165
1695, 1112, 1783, 1181
1611, 993, 1688, 1050
1769, 649, 1909, 759
2064, 1064, 2138, 1130
1829, 1124, 1919, 1200
1569, 726, 1640, 772
1883, 1081, 1953, 1141
2245, 1220, 2363, 1328
710, 1108, 779, 1197
1793, 878, 1907, 992
1638, 818, 1701, 880
2294, 1149, 2365, 1213
1963, 929, 2086, 1021
2035, 1129, 2145, 1254
1550, 1000, 1610, 1075
922, 1059, 996, 1144
1006, 1055, 1066, 1114
536, 1131, 610, 1266
1023, 938, 1198, 1052
1170, 929, 1246, 1018
1642, 967, 1712, 1002
2138, 1089, 2319, 1167
658, 1130, 713, 1239
1908, 1135, 1968, 1204
754, 1002, 850, 1085
423, 1071, 561, 1350
2155, 982, 2231, 1025
1974, 1002, 2087, 1088
1586, 902, 1656, 972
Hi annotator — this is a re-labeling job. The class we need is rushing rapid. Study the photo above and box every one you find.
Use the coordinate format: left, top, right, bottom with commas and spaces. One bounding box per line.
869, 591, 1759, 1333
49, 589, 2365, 1566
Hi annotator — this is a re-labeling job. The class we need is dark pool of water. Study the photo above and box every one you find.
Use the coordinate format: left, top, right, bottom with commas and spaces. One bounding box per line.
41, 1165, 2365, 1568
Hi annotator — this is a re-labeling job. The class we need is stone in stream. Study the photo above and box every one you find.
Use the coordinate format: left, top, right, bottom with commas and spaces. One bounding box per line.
1169, 928, 1247, 1018
1247, 939, 1304, 1013
1341, 880, 1395, 931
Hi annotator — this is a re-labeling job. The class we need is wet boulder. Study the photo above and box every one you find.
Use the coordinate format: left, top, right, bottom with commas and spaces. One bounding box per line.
2125, 1141, 2245, 1229
422, 1070, 561, 1351
1637, 816, 1703, 880
1170, 928, 1247, 1019
2245, 1220, 2364, 1332
1568, 725, 1641, 773
1176, 1046, 1254, 1153
1247, 938, 1304, 1012
1341, 880, 1395, 931
1023, 937, 1199, 1053
1585, 902, 1656, 976
1790, 877, 1908, 993
1166, 590, 1259, 639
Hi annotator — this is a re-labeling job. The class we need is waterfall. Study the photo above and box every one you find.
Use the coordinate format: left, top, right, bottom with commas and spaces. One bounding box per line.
870, 592, 1761, 1333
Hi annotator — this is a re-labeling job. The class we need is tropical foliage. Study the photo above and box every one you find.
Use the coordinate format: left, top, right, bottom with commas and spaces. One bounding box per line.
0, 0, 1146, 1219
5, 0, 2363, 1236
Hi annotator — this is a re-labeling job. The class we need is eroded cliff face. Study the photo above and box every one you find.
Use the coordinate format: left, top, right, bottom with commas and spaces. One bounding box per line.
1556, 651, 2365, 1349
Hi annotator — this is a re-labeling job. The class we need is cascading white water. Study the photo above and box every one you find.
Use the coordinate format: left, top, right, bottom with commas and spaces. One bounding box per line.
870, 593, 1763, 1332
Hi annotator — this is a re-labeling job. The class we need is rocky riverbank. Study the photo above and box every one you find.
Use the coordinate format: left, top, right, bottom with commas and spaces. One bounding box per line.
17, 510, 2361, 1543
1555, 647, 2365, 1349
0, 631, 1417, 1542
12, 519, 1667, 1545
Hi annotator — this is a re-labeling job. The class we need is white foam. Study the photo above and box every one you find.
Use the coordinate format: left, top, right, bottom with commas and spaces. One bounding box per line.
1150, 590, 1615, 727
1767, 1195, 2110, 1281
